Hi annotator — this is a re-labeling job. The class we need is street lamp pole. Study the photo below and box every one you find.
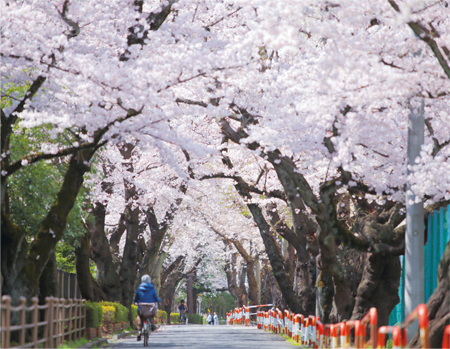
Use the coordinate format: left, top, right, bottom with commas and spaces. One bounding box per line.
405, 100, 425, 341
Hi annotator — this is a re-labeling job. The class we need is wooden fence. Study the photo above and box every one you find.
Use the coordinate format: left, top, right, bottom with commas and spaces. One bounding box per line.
57, 269, 82, 299
0, 295, 86, 348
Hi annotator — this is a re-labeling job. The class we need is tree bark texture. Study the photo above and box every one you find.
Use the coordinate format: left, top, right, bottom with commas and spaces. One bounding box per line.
409, 241, 450, 348
74, 226, 106, 302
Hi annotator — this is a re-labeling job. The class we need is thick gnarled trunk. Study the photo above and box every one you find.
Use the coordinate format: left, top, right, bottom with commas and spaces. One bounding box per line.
410, 241, 450, 348
2, 150, 94, 304
74, 227, 105, 302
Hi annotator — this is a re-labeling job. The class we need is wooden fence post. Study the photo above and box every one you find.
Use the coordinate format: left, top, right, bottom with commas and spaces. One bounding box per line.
74, 299, 79, 340
19, 297, 26, 347
2, 296, 11, 348
31, 297, 39, 347
82, 299, 86, 338
68, 299, 73, 342
58, 298, 64, 346
46, 297, 54, 348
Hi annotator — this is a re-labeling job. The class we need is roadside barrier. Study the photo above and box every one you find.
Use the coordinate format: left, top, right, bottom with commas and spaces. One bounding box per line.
292, 314, 300, 343
361, 307, 378, 348
345, 320, 362, 348
377, 326, 402, 349
316, 319, 324, 349
330, 324, 338, 348
399, 304, 429, 349
227, 301, 443, 348
443, 325, 450, 349
283, 310, 289, 334
0, 295, 85, 349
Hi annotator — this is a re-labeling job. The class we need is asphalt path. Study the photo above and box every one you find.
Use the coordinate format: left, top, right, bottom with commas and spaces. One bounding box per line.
108, 325, 295, 348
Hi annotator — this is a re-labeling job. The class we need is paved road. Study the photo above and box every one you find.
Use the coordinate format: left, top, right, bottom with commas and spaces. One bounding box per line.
108, 325, 295, 348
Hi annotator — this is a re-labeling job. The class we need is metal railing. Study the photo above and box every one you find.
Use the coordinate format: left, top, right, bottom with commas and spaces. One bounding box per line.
228, 302, 450, 348
1, 295, 86, 348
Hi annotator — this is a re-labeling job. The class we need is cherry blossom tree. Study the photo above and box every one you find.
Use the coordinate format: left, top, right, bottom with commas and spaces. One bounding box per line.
1, 0, 247, 303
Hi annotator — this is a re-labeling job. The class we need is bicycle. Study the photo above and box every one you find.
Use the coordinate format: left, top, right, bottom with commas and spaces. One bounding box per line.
142, 317, 150, 347
179, 311, 186, 325
137, 302, 156, 347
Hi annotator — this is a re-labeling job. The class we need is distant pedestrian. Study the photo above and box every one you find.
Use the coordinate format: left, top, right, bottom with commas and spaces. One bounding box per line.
206, 312, 213, 325
213, 312, 218, 325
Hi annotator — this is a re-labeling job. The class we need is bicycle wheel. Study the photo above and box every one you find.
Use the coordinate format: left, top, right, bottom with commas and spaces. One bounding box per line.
144, 332, 148, 347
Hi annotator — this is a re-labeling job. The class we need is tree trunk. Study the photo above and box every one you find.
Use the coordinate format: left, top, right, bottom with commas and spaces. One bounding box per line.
246, 260, 258, 305
38, 253, 58, 304
2, 150, 94, 304
247, 203, 305, 313
410, 241, 450, 348
351, 253, 401, 326
74, 227, 105, 302
90, 202, 122, 302
316, 270, 334, 323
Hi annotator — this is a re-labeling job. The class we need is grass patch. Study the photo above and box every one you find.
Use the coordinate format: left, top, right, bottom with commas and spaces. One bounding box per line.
57, 337, 90, 348
284, 337, 304, 347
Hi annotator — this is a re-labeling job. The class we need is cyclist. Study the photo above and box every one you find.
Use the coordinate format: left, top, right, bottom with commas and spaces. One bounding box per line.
134, 274, 161, 341
178, 300, 188, 323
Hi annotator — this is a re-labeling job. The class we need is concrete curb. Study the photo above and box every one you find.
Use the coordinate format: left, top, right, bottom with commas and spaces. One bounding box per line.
79, 338, 108, 348
79, 330, 138, 348
117, 330, 138, 339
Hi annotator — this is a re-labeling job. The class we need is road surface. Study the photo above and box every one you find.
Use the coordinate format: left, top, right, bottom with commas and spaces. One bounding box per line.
108, 325, 295, 348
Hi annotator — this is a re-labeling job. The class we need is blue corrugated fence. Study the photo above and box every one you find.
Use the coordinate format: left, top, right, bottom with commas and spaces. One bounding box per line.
389, 204, 450, 325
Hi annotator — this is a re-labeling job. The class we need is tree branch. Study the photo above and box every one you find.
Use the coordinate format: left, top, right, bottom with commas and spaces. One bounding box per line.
388, 0, 450, 79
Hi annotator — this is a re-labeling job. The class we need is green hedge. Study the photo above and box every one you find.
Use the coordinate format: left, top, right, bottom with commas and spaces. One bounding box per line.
100, 301, 128, 323
102, 305, 115, 324
85, 301, 103, 328
170, 312, 180, 324
157, 309, 167, 322
131, 304, 137, 320
187, 314, 203, 324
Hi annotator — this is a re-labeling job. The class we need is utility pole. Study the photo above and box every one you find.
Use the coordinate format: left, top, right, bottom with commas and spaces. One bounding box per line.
405, 100, 425, 341
256, 258, 261, 304
186, 273, 194, 314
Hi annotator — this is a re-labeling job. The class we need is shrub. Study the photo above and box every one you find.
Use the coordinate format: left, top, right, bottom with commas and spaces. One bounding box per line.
157, 309, 167, 322
102, 305, 115, 324
170, 312, 180, 324
100, 301, 129, 323
131, 304, 137, 320
85, 301, 102, 328
114, 303, 128, 323
187, 314, 204, 324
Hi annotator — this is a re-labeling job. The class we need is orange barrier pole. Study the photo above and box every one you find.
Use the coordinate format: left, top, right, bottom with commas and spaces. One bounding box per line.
269, 310, 273, 331
443, 325, 450, 349
289, 313, 293, 337
400, 304, 429, 349
339, 322, 347, 349
316, 319, 324, 349
330, 324, 338, 348
304, 318, 310, 346
361, 307, 377, 348
309, 315, 316, 347
345, 320, 362, 348
323, 325, 331, 349
278, 309, 283, 334
299, 315, 304, 345
284, 310, 290, 335
377, 326, 402, 349
293, 314, 300, 343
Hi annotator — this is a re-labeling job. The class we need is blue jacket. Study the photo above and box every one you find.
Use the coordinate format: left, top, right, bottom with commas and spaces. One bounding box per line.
134, 282, 161, 304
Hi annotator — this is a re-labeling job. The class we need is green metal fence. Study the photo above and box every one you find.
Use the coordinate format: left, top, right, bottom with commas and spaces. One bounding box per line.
389, 204, 450, 326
